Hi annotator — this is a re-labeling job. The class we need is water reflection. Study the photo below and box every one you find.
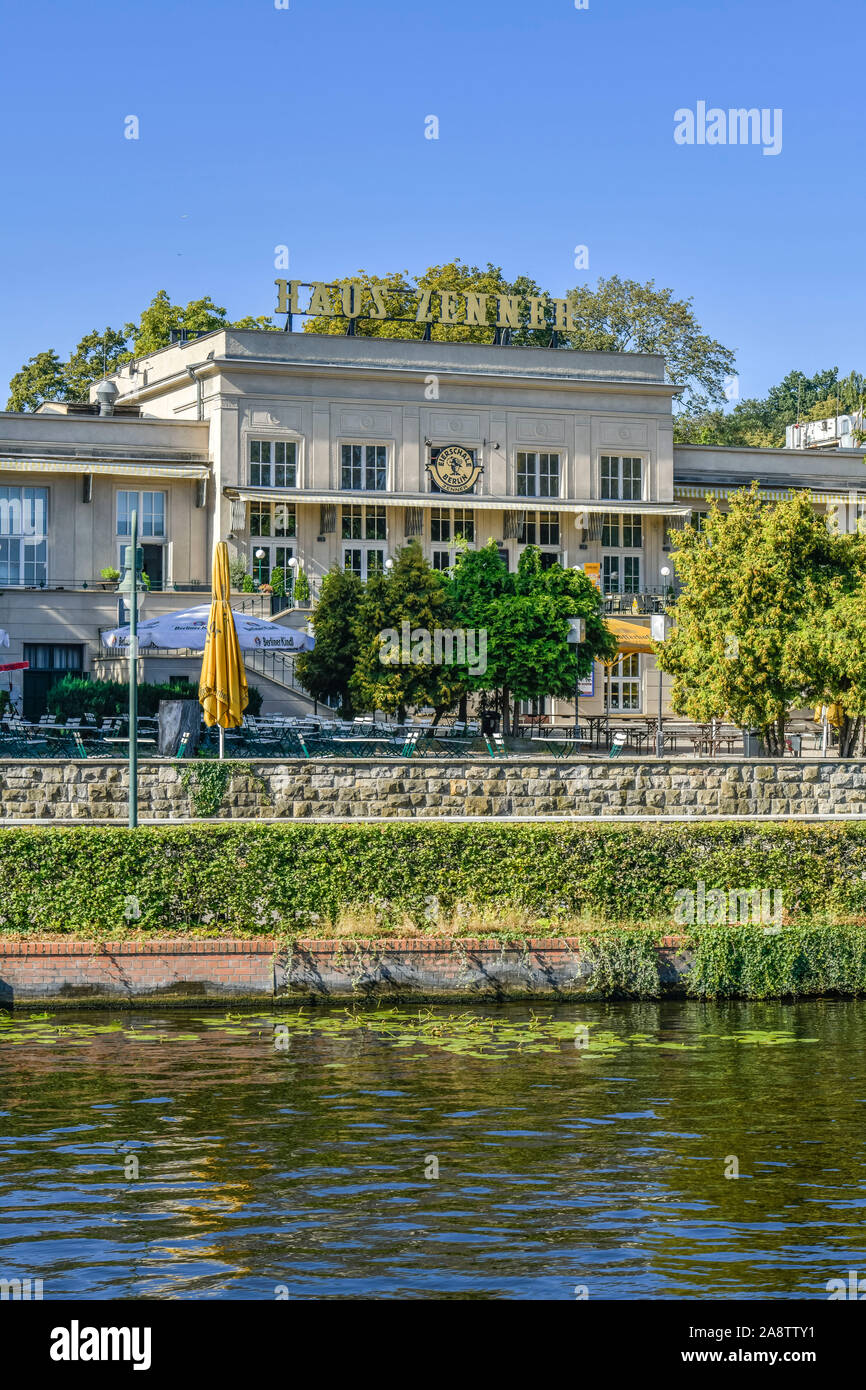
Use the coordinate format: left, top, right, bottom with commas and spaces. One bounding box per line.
0, 999, 863, 1299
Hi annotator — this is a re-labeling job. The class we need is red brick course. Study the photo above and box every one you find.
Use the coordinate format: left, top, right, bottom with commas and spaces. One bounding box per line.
0, 936, 690, 1006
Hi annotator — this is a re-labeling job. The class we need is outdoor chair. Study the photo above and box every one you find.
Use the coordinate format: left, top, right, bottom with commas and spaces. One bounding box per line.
608, 738, 625, 758
484, 731, 507, 758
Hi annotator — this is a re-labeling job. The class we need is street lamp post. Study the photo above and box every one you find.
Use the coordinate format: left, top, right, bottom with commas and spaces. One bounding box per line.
566, 617, 585, 739
652, 566, 672, 757
118, 512, 144, 828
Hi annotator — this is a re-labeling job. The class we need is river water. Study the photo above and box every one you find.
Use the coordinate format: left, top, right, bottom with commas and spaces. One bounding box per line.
0, 999, 863, 1300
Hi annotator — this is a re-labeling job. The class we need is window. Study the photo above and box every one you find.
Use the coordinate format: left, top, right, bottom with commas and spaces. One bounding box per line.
249, 439, 297, 488
600, 455, 642, 501
518, 510, 560, 546
602, 514, 642, 548
250, 501, 296, 538
252, 544, 294, 586
117, 491, 165, 538
23, 643, 82, 672
432, 550, 452, 571
516, 452, 560, 498
343, 546, 385, 580
690, 510, 709, 531
341, 443, 387, 491
0, 486, 48, 586
603, 555, 641, 593
431, 508, 475, 544
341, 504, 385, 540
609, 653, 641, 711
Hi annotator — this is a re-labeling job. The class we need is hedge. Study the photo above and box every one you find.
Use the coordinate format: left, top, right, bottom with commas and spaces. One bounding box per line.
46, 676, 263, 718
3, 820, 866, 934
6, 822, 866, 994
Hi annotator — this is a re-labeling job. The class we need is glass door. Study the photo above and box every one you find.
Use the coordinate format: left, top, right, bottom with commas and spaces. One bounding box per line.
343, 545, 384, 580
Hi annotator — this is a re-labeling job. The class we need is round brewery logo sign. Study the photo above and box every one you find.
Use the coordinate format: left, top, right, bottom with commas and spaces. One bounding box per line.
428, 446, 482, 494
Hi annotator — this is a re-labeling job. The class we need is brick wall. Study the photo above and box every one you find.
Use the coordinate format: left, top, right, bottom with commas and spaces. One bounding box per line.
0, 936, 692, 1006
0, 938, 276, 1005
2, 756, 866, 820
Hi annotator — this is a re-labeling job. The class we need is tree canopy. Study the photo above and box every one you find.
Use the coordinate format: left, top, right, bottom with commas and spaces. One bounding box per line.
656, 487, 866, 753
6, 290, 276, 411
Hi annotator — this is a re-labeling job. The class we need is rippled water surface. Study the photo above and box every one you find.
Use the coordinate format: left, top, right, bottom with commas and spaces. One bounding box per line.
0, 999, 864, 1300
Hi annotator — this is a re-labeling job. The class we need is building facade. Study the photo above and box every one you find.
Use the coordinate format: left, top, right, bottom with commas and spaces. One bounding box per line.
1, 328, 865, 722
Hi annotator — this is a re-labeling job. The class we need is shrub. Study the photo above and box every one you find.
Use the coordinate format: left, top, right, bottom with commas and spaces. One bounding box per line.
242, 575, 255, 593
293, 566, 311, 604
270, 566, 286, 597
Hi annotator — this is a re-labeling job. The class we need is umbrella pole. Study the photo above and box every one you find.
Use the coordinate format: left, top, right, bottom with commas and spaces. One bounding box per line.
219, 725, 225, 760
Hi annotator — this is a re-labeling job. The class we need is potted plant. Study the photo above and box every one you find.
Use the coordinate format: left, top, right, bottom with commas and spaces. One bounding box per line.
99, 566, 121, 591
294, 565, 311, 606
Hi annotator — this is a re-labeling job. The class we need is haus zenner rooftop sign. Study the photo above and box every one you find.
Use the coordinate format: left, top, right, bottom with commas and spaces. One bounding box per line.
275, 279, 577, 332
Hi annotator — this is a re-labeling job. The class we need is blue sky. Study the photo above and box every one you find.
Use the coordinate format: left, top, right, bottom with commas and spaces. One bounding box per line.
1, 0, 863, 406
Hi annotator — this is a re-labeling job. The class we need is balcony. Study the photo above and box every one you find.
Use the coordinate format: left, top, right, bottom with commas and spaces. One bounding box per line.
602, 585, 679, 615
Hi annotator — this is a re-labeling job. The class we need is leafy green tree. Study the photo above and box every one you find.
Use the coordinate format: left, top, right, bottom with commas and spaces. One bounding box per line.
303, 260, 545, 345
676, 366, 866, 447
6, 291, 276, 410
302, 263, 734, 412
784, 541, 866, 756
295, 565, 363, 717
449, 541, 615, 733
293, 565, 311, 604
563, 275, 736, 416
656, 487, 843, 753
350, 542, 464, 720
7, 350, 70, 412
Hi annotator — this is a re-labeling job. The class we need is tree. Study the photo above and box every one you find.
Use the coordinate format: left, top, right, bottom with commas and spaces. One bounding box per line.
656, 487, 843, 753
564, 276, 736, 417
675, 366, 866, 447
301, 263, 734, 413
350, 542, 464, 719
784, 541, 866, 756
449, 542, 616, 734
7, 350, 70, 412
303, 259, 545, 345
295, 566, 363, 717
6, 290, 276, 411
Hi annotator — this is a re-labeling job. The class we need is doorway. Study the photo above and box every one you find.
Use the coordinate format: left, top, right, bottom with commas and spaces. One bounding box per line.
22, 643, 85, 720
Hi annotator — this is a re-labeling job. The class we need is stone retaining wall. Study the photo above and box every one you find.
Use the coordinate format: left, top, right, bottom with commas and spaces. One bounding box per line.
0, 937, 690, 1006
2, 757, 866, 820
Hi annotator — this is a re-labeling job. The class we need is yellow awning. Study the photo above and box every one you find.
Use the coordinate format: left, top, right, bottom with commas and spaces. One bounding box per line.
604, 618, 656, 657
0, 458, 209, 480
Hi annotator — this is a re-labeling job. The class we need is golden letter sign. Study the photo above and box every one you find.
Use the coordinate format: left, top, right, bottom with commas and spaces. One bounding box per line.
427, 446, 483, 494
274, 280, 576, 332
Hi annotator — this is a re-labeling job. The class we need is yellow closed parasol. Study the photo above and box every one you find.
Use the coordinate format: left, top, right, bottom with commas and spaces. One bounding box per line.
199, 542, 249, 757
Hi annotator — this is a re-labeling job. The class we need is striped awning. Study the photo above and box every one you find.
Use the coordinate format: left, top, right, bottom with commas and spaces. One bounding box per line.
225, 487, 691, 520
604, 617, 656, 657
673, 483, 860, 504
0, 458, 210, 480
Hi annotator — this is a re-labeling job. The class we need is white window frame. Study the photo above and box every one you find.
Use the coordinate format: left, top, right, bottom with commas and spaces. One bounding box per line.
609, 653, 642, 711
430, 507, 475, 544
116, 489, 166, 539
602, 554, 641, 594
248, 438, 299, 489
516, 451, 561, 499
340, 442, 389, 492
249, 500, 297, 540
0, 485, 48, 587
342, 543, 386, 581
599, 455, 644, 502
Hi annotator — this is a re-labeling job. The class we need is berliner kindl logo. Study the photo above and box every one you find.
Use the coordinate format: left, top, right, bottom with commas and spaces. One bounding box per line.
427, 446, 482, 494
